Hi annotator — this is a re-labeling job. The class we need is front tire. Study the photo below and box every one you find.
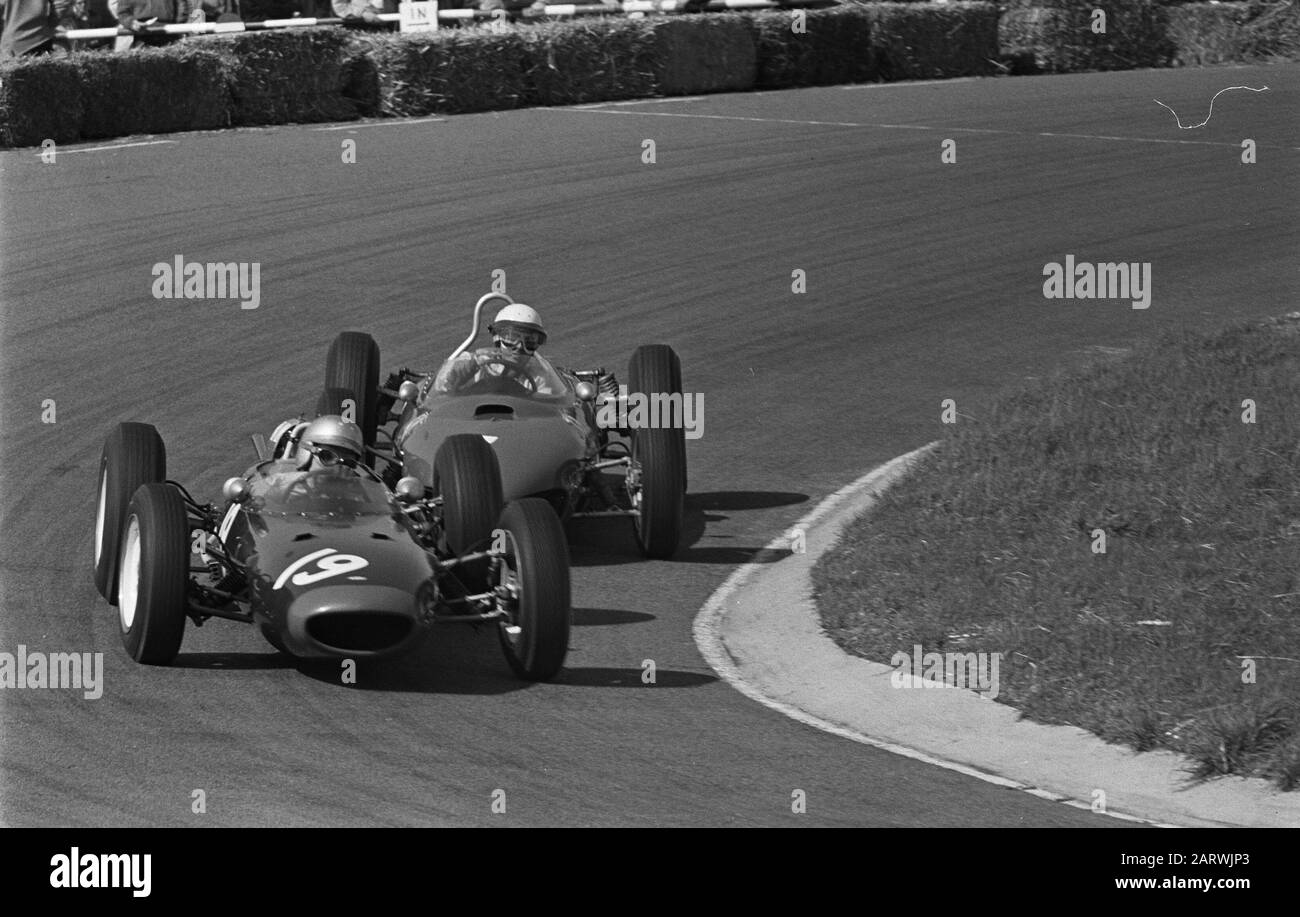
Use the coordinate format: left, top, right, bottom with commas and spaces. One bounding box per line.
316, 385, 355, 419
495, 499, 571, 681
94, 422, 166, 604
435, 434, 504, 556
118, 483, 189, 665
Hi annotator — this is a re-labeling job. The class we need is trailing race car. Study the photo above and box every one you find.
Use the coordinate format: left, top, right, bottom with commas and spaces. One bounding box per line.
92, 405, 572, 680
322, 292, 689, 559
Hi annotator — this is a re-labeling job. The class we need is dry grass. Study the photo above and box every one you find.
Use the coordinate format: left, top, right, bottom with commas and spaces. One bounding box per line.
815, 315, 1300, 789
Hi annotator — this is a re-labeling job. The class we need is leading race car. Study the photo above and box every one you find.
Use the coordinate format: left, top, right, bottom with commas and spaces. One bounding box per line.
322, 292, 690, 559
92, 404, 572, 680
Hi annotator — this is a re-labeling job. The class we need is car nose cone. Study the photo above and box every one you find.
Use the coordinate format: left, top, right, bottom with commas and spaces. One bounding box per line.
279, 584, 424, 659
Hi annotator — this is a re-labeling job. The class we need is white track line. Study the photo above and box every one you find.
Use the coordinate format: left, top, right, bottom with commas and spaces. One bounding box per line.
551, 106, 1289, 150
574, 96, 707, 108
31, 139, 177, 156
692, 445, 1182, 828
312, 117, 446, 131
842, 77, 979, 90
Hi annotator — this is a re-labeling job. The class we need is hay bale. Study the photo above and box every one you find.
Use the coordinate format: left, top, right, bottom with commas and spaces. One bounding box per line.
865, 2, 1000, 80
751, 5, 873, 88
362, 27, 528, 116
519, 17, 659, 106
74, 45, 230, 140
1165, 2, 1300, 66
652, 14, 757, 95
199, 27, 361, 125
0, 56, 85, 147
998, 0, 1175, 72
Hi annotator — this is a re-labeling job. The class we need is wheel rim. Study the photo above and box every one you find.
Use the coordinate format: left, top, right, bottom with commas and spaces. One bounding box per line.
94, 464, 107, 567
119, 516, 141, 631
495, 529, 523, 650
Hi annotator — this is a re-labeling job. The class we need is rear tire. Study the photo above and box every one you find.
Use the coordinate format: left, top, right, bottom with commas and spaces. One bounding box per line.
495, 499, 571, 681
118, 483, 189, 665
628, 344, 687, 492
94, 423, 166, 605
631, 428, 685, 559
325, 332, 380, 454
435, 434, 504, 556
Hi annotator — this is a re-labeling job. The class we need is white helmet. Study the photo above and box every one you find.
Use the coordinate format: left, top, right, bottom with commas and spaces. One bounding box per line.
490, 303, 547, 351
296, 415, 365, 469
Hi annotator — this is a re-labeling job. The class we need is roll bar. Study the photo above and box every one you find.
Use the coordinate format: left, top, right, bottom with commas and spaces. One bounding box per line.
450, 292, 514, 361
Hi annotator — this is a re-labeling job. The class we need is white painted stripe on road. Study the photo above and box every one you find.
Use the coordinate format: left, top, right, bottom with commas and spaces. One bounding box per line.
556, 108, 865, 128
842, 77, 979, 90
312, 117, 447, 131
691, 444, 1182, 828
33, 140, 178, 156
552, 106, 1282, 150
574, 96, 707, 109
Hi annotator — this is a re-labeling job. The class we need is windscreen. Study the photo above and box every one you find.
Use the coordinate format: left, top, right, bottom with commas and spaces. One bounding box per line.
431, 349, 569, 403
248, 468, 397, 517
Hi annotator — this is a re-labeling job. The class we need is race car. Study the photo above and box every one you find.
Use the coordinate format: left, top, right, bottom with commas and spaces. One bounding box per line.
92, 405, 572, 680
322, 292, 689, 559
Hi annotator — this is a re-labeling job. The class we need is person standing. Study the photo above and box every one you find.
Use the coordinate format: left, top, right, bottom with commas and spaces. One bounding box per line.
0, 0, 72, 59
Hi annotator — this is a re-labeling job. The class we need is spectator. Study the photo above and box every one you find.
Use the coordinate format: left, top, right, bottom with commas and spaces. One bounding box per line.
190, 0, 238, 20
240, 0, 293, 19
107, 0, 186, 49
331, 0, 380, 22
1, 0, 73, 59
62, 0, 115, 51
477, 0, 545, 13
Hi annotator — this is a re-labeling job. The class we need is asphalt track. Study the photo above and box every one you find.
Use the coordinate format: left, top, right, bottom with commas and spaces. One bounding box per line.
1, 63, 1296, 827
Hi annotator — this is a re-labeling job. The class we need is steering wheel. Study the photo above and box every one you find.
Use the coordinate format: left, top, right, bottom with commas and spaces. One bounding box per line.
465, 354, 537, 395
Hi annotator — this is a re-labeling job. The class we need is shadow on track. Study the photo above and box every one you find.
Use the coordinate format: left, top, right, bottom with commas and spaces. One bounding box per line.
172, 652, 298, 670
553, 667, 718, 688
284, 606, 653, 693
668, 489, 811, 565
568, 490, 809, 567
572, 607, 655, 626
689, 491, 809, 512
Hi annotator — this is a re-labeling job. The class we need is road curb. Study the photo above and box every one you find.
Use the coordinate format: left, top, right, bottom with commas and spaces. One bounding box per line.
693, 444, 1300, 828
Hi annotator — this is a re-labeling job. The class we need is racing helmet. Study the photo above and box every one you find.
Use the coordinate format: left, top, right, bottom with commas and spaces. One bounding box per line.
489, 303, 547, 353
297, 415, 365, 468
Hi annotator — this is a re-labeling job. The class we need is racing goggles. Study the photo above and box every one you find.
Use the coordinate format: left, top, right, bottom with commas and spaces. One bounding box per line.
311, 445, 356, 467
493, 324, 542, 353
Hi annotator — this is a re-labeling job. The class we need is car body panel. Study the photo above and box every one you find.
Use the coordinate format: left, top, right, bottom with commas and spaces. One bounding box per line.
222, 462, 438, 658
395, 352, 600, 501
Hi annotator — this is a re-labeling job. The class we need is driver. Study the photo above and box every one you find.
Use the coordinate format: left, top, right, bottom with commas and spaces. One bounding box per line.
434, 303, 560, 395
293, 416, 366, 471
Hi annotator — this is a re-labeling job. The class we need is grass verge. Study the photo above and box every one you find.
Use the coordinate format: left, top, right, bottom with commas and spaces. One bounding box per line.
813, 314, 1300, 790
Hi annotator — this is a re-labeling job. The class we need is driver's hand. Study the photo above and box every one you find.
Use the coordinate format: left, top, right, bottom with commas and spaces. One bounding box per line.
479, 347, 518, 364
